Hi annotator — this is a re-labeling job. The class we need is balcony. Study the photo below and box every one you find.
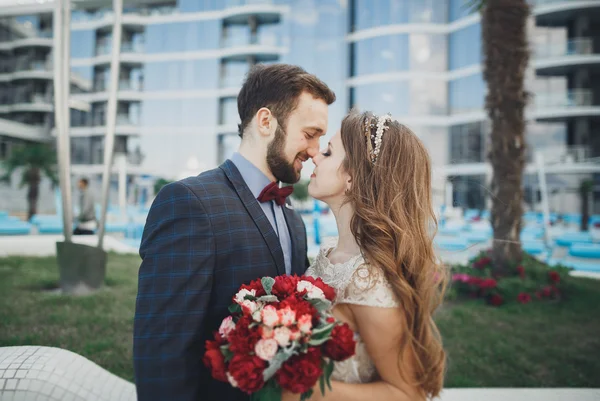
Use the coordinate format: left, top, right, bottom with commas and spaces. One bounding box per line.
535, 38, 600, 75
222, 0, 284, 25
95, 42, 144, 57
0, 37, 53, 52
535, 89, 600, 121
534, 0, 600, 25
536, 145, 592, 164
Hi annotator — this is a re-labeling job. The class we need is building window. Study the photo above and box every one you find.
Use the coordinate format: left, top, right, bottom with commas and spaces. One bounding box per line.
449, 175, 487, 210
449, 122, 486, 164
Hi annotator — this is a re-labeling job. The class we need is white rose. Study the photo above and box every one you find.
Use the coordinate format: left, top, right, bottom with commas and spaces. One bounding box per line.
261, 305, 280, 327
241, 299, 258, 315
297, 280, 326, 300
273, 326, 292, 347
254, 338, 279, 362
297, 314, 312, 334
218, 316, 236, 339
297, 280, 315, 294
235, 288, 256, 305
226, 372, 238, 388
278, 307, 296, 327
308, 286, 325, 300
290, 330, 301, 341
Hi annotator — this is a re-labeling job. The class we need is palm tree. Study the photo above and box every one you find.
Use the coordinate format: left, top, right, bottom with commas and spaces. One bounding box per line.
471, 0, 531, 273
579, 180, 593, 232
0, 143, 58, 220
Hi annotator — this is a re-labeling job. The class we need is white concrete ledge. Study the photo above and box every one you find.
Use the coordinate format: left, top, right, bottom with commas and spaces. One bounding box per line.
0, 346, 136, 401
0, 235, 138, 257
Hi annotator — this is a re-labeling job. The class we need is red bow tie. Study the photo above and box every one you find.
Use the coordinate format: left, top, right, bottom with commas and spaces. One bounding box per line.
257, 182, 294, 206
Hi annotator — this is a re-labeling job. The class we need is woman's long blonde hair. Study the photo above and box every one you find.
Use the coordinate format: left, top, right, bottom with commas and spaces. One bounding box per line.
341, 110, 447, 398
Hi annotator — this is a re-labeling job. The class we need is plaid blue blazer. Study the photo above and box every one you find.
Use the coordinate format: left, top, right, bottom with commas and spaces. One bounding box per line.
133, 160, 309, 401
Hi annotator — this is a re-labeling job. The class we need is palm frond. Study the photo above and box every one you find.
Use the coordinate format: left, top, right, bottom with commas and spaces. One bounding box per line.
465, 0, 485, 13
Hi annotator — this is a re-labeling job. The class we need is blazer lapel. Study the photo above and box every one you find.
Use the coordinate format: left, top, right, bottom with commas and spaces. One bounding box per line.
220, 160, 285, 276
282, 201, 308, 276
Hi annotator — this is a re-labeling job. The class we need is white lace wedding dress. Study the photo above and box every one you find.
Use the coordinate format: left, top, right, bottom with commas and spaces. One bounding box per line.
305, 240, 400, 384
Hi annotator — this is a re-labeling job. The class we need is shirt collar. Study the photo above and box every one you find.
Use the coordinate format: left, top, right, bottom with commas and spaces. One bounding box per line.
230, 152, 274, 199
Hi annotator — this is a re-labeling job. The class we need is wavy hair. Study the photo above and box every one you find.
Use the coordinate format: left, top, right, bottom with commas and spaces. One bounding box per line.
340, 110, 447, 398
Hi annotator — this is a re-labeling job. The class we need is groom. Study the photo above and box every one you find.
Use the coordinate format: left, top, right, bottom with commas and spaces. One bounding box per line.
133, 64, 336, 401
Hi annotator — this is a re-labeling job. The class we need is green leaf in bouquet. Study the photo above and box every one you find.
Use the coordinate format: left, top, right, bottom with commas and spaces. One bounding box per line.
228, 303, 242, 314
251, 380, 281, 401
308, 298, 332, 312
308, 336, 331, 346
262, 346, 297, 382
319, 373, 326, 396
325, 359, 335, 391
256, 295, 279, 303
244, 294, 258, 301
220, 345, 234, 362
262, 277, 276, 295
300, 388, 314, 401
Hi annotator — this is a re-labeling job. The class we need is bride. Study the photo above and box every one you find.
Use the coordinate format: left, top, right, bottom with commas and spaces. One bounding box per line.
283, 110, 447, 401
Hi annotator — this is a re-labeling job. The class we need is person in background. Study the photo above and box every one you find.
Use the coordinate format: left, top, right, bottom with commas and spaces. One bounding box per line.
73, 178, 96, 235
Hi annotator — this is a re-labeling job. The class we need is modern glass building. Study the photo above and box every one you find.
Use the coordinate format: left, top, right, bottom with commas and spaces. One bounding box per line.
0, 0, 598, 214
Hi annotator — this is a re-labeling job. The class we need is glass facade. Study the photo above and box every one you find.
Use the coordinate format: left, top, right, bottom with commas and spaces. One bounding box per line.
1, 0, 597, 212
449, 23, 481, 70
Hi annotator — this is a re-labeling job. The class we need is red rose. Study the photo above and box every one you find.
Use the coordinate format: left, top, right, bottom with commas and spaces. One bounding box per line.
228, 316, 261, 354
324, 323, 356, 361
202, 340, 227, 382
516, 266, 525, 278
467, 276, 483, 286
489, 294, 503, 306
228, 354, 266, 394
548, 271, 560, 284
278, 293, 319, 321
276, 348, 322, 394
479, 278, 497, 289
239, 278, 267, 298
272, 275, 300, 299
301, 276, 336, 302
517, 292, 532, 304
541, 286, 552, 297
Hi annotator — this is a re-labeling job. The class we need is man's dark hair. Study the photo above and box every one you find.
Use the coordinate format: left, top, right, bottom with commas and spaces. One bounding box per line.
237, 63, 336, 138
80, 178, 89, 186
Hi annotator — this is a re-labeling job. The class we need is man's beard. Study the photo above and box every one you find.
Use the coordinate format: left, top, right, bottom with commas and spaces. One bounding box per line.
266, 124, 302, 184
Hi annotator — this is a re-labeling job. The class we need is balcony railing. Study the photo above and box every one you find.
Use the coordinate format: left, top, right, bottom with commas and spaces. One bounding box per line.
532, 0, 595, 6
535, 37, 595, 59
94, 79, 144, 92
535, 89, 595, 108
95, 42, 144, 56
536, 145, 591, 164
222, 34, 278, 48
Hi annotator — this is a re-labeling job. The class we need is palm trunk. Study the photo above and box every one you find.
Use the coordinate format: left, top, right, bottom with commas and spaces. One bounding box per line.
27, 168, 41, 221
482, 0, 530, 274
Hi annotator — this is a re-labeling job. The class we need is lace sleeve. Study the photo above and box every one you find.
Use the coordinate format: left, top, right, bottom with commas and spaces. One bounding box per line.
337, 263, 400, 308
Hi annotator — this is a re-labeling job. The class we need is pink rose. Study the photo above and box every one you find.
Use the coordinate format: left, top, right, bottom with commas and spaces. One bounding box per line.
260, 326, 274, 339
278, 307, 296, 327
261, 305, 280, 327
297, 314, 312, 334
273, 327, 292, 347
290, 330, 301, 341
241, 300, 258, 315
254, 338, 279, 361
218, 316, 236, 339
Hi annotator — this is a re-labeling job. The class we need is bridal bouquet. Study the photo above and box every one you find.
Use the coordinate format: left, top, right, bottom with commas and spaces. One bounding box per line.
203, 275, 356, 401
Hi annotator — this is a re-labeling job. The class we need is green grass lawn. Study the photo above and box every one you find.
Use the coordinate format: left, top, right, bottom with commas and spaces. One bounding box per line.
0, 254, 599, 387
